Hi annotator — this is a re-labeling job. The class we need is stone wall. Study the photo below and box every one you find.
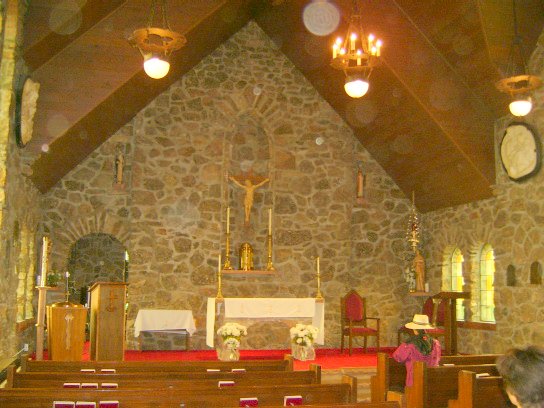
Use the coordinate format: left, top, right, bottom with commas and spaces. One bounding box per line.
0, 0, 43, 362
43, 22, 413, 350
422, 30, 544, 354
66, 233, 126, 304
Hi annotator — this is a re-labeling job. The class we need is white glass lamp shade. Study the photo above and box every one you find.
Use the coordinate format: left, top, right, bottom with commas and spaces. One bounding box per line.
344, 77, 369, 98
143, 55, 170, 79
509, 97, 533, 117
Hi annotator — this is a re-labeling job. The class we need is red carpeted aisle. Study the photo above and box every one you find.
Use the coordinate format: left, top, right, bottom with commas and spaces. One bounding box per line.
124, 347, 395, 370
40, 343, 394, 370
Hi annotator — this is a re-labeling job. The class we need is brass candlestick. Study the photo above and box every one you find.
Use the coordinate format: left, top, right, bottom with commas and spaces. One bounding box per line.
266, 234, 275, 271
316, 256, 323, 300
223, 233, 233, 270
216, 254, 224, 299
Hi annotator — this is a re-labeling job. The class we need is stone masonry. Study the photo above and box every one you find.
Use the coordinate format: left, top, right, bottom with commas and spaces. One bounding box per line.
42, 22, 413, 350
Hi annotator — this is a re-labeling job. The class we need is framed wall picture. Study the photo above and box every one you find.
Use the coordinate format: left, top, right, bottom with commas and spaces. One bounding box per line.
14, 74, 40, 148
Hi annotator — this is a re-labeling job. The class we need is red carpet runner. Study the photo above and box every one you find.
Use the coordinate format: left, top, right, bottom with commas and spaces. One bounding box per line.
39, 344, 394, 370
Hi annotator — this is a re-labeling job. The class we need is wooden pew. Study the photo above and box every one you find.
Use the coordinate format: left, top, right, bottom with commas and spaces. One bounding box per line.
20, 354, 294, 372
236, 404, 400, 408
0, 377, 357, 407
448, 370, 509, 408
440, 354, 500, 366
371, 352, 406, 402
6, 364, 321, 388
370, 353, 501, 403
404, 361, 499, 408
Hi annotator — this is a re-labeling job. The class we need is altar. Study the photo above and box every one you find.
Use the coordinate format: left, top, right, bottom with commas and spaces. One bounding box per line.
206, 298, 325, 347
135, 309, 196, 350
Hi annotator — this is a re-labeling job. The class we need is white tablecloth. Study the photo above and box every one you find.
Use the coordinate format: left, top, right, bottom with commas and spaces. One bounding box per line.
134, 309, 196, 337
206, 298, 325, 347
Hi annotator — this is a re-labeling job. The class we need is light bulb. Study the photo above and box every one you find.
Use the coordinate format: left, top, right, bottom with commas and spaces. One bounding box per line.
509, 97, 533, 117
344, 77, 369, 98
143, 56, 170, 79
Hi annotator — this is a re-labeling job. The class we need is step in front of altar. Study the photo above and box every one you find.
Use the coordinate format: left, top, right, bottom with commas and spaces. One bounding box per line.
321, 367, 375, 402
139, 330, 189, 351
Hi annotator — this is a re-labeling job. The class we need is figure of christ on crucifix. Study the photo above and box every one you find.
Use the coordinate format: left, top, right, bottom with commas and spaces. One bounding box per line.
229, 171, 269, 226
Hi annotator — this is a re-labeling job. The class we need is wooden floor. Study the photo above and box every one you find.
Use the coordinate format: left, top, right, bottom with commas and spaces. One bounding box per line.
322, 367, 376, 402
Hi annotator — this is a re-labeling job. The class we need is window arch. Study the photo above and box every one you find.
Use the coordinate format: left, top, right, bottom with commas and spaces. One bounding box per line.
442, 246, 465, 321
16, 224, 36, 322
478, 244, 495, 322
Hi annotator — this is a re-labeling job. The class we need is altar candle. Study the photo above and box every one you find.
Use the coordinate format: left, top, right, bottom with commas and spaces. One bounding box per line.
226, 207, 230, 234
218, 254, 222, 273
350, 33, 356, 51
316, 256, 320, 275
268, 208, 272, 235
40, 236, 49, 286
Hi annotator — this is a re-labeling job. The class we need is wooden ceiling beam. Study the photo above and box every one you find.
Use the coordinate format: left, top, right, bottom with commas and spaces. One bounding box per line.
23, 0, 126, 71
30, 0, 254, 193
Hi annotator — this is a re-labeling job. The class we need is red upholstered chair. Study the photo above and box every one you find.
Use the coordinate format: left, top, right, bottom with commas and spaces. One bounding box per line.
340, 290, 380, 355
397, 296, 446, 344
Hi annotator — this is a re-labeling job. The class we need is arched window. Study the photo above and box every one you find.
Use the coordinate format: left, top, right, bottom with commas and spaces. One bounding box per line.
479, 245, 495, 322
451, 247, 465, 321
16, 224, 36, 321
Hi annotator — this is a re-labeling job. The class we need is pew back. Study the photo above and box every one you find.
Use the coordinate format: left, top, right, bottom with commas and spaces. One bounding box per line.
440, 354, 500, 366
410, 361, 499, 408
6, 364, 320, 388
448, 370, 509, 408
20, 354, 293, 372
0, 379, 356, 407
370, 353, 406, 402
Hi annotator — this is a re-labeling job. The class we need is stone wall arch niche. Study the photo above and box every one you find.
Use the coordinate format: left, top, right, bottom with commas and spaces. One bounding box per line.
530, 261, 542, 285
506, 264, 517, 287
225, 112, 273, 272
66, 233, 128, 305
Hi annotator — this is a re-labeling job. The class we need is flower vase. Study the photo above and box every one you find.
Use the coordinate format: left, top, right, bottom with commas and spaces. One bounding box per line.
217, 344, 240, 361
291, 344, 315, 361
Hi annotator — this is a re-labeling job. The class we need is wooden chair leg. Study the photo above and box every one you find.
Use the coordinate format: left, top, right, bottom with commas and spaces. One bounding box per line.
341, 332, 344, 352
349, 334, 353, 356
364, 337, 368, 353
376, 334, 379, 352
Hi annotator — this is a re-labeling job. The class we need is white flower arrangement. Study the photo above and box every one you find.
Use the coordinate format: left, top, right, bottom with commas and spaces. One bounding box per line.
290, 323, 319, 347
217, 322, 247, 350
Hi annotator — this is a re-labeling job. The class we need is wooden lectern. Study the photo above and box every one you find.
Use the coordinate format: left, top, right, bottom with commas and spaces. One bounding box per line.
432, 291, 470, 355
89, 282, 127, 361
46, 301, 87, 361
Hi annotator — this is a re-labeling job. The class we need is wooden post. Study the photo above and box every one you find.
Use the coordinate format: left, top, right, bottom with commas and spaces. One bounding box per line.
432, 291, 470, 355
35, 286, 49, 360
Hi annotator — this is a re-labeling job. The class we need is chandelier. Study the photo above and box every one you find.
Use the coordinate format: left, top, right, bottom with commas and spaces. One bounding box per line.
331, 0, 382, 98
129, 0, 186, 79
495, 0, 542, 116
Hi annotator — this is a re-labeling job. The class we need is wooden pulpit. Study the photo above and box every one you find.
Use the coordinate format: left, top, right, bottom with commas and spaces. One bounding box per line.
89, 282, 127, 361
47, 301, 87, 361
432, 291, 470, 355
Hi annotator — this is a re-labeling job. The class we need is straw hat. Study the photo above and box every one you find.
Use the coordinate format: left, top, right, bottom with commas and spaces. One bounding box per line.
405, 314, 434, 330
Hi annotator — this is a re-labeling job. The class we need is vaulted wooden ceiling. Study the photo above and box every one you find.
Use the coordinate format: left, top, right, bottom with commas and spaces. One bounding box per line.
20, 0, 544, 212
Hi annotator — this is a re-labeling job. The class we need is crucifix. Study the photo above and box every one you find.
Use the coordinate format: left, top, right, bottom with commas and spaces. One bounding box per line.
229, 170, 269, 226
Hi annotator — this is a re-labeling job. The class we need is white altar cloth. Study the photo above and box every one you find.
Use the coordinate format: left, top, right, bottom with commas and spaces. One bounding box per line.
134, 309, 196, 337
206, 298, 325, 347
